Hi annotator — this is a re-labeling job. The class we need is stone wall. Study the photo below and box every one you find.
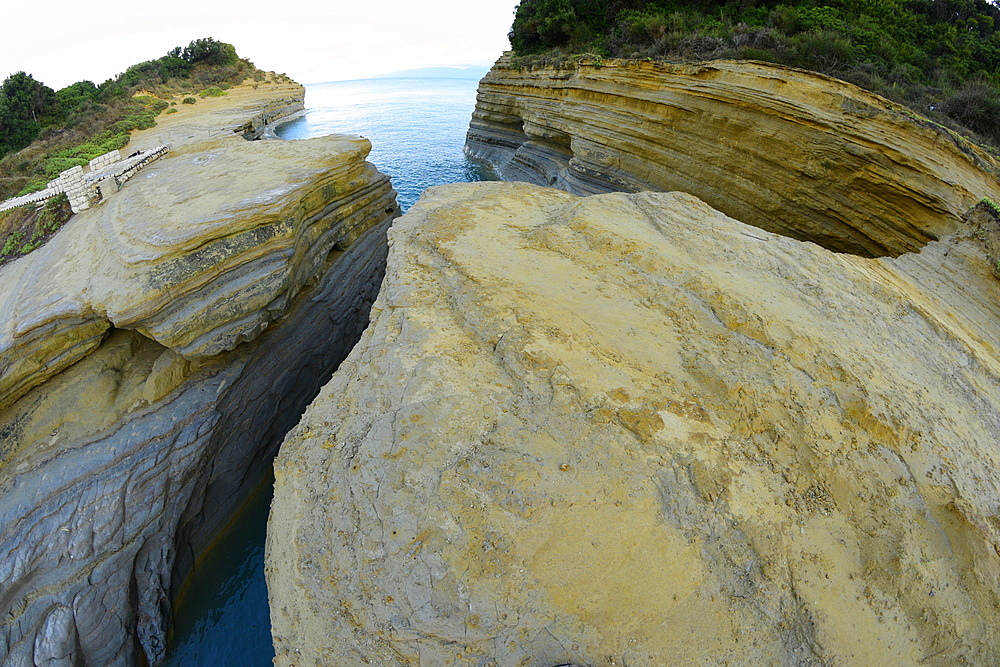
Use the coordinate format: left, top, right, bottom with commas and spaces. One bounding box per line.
0, 147, 168, 216
89, 149, 122, 171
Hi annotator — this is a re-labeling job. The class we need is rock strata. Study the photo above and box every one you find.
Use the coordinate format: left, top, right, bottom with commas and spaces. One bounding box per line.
466, 55, 1000, 257
0, 81, 398, 665
267, 181, 1000, 666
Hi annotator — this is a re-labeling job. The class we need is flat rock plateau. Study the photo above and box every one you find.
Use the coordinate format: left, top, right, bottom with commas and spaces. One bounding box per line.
267, 58, 1000, 666
0, 79, 398, 665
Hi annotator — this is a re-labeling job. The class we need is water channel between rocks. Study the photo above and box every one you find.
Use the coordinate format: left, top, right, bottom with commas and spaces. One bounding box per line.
164, 75, 493, 665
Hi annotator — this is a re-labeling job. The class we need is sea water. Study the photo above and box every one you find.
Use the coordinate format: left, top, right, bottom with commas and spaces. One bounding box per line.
164, 76, 491, 665
278, 77, 493, 210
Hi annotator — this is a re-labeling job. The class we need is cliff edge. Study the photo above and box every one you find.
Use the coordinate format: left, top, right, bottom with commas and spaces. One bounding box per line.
466, 56, 1000, 258
0, 80, 398, 665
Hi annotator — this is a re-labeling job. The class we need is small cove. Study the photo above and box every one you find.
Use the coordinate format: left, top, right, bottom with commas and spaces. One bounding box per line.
163, 76, 492, 664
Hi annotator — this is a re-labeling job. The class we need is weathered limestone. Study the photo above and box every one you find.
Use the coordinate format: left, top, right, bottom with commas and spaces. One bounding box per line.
267, 181, 1000, 666
0, 133, 389, 409
466, 55, 1000, 257
0, 80, 398, 665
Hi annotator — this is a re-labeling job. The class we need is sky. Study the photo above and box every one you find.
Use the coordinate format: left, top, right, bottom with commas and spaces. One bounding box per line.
1, 0, 518, 90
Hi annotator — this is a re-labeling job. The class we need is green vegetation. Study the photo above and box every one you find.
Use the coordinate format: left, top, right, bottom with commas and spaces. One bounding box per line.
1, 231, 23, 256
0, 38, 261, 199
0, 193, 71, 264
0, 72, 59, 158
984, 196, 1000, 216
509, 0, 1000, 148
182, 97, 197, 104
975, 197, 1000, 277
198, 86, 228, 97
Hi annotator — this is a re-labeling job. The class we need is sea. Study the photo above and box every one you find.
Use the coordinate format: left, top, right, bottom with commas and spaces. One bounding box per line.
163, 76, 492, 665
281, 77, 494, 211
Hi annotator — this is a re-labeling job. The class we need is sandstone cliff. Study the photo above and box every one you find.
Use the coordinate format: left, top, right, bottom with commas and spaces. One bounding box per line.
0, 81, 398, 665
466, 55, 1000, 258
267, 181, 1000, 666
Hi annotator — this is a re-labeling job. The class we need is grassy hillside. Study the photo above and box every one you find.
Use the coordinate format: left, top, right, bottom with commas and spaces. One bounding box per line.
508, 0, 1000, 148
0, 38, 265, 200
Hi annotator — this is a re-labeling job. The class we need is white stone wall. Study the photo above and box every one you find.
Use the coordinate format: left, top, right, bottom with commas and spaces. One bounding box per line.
54, 166, 91, 213
0, 188, 57, 214
88, 150, 121, 171
113, 146, 168, 187
0, 146, 168, 215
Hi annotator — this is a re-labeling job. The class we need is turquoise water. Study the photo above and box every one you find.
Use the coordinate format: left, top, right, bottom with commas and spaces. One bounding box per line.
165, 481, 274, 666
277, 77, 493, 210
163, 76, 490, 665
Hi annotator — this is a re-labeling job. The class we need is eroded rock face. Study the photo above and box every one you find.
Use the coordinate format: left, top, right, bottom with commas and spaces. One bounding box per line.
267, 181, 1000, 666
466, 55, 1000, 257
0, 82, 398, 665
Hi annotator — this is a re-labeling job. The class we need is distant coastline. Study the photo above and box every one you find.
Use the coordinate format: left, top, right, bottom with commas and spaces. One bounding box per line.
309, 65, 490, 85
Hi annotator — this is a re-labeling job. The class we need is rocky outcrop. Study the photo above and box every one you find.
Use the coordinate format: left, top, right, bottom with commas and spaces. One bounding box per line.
466, 55, 1000, 257
267, 181, 1000, 666
0, 81, 398, 665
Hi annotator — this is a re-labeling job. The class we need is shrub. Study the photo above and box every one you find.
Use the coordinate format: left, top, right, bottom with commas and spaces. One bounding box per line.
132, 96, 169, 114
42, 157, 88, 178
17, 177, 49, 196
19, 239, 41, 254
182, 38, 239, 66
111, 111, 157, 133
0, 194, 71, 261
182, 97, 197, 104
36, 193, 70, 233
938, 80, 1000, 146
198, 86, 227, 98
1, 232, 24, 256
165, 108, 178, 114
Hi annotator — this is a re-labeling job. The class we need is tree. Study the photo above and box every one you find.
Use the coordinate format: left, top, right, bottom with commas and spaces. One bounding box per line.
0, 72, 58, 158
511, 0, 580, 52
57, 80, 99, 116
181, 38, 239, 66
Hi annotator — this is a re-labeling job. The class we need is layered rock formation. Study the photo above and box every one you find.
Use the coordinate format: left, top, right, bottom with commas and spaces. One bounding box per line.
0, 80, 398, 665
466, 55, 1000, 257
267, 180, 1000, 666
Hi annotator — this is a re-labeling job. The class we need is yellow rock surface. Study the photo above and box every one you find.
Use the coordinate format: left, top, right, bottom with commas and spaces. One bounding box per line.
0, 81, 397, 410
267, 181, 1000, 666
466, 56, 1000, 257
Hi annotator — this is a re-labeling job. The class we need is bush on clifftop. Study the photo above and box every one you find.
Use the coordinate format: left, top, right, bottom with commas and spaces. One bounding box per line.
509, 0, 1000, 148
0, 38, 261, 199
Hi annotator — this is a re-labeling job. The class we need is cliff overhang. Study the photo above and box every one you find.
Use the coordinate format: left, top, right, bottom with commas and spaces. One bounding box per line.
466, 55, 1000, 257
